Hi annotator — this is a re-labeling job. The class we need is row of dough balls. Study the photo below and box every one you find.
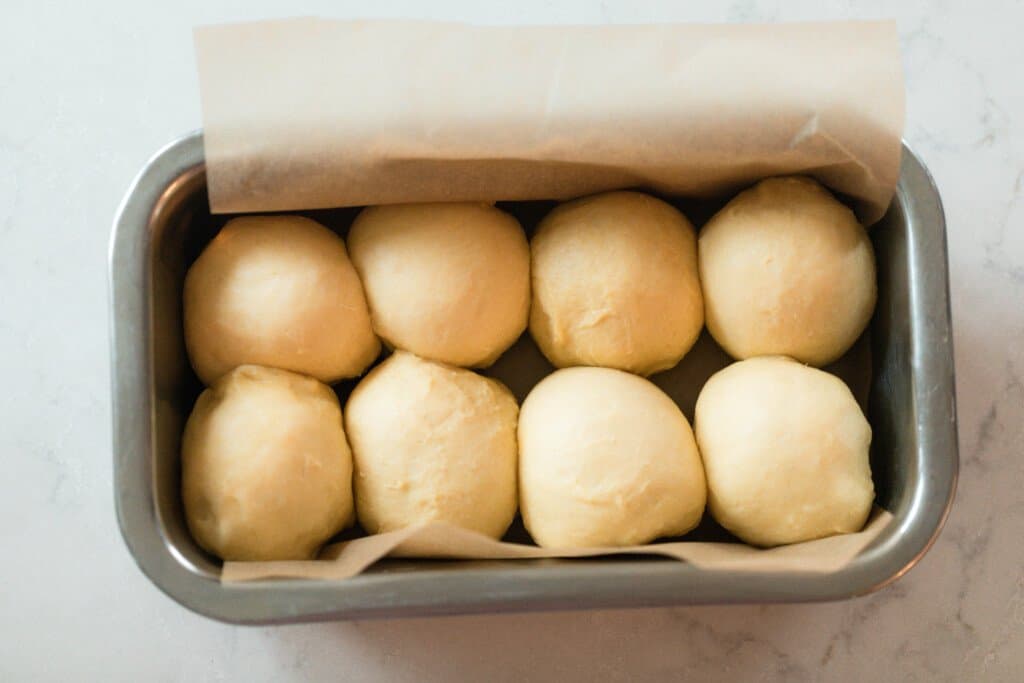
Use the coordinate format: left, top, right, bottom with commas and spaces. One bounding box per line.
183, 352, 873, 561
184, 176, 877, 386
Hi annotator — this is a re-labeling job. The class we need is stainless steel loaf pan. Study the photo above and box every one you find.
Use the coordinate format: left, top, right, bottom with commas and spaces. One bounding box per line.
109, 131, 957, 624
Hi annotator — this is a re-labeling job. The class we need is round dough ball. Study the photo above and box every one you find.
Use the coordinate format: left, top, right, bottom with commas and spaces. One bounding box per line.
182, 365, 354, 561
530, 191, 703, 376
347, 203, 529, 368
519, 366, 707, 548
184, 215, 380, 385
694, 356, 874, 547
345, 351, 519, 538
698, 177, 876, 366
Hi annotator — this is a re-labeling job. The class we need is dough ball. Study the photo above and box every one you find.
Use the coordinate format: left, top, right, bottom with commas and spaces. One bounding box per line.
529, 191, 703, 376
694, 356, 874, 547
184, 215, 379, 385
182, 365, 354, 561
519, 366, 707, 548
344, 351, 519, 538
698, 177, 876, 366
347, 202, 530, 368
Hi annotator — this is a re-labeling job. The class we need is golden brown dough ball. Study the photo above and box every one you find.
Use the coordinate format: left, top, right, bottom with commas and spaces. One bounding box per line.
529, 191, 703, 376
348, 203, 530, 368
184, 215, 379, 385
699, 177, 876, 366
182, 365, 355, 561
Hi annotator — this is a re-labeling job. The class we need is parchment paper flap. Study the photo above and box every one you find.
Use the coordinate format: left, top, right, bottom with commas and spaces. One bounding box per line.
222, 509, 892, 582
195, 19, 904, 224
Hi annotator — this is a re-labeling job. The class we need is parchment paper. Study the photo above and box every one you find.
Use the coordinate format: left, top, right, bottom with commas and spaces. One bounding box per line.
193, 19, 902, 581
224, 509, 891, 582
195, 19, 904, 224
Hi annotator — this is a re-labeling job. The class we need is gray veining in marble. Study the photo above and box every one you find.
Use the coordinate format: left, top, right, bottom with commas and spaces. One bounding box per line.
1, 0, 1021, 680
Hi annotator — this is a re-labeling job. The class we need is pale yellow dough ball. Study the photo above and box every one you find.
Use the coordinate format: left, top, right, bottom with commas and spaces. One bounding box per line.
518, 366, 707, 548
182, 365, 355, 561
695, 356, 874, 547
184, 215, 380, 385
698, 177, 877, 366
529, 191, 704, 376
344, 352, 519, 538
347, 202, 530, 368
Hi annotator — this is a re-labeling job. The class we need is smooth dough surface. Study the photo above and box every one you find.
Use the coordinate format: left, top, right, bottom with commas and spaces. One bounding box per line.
344, 351, 519, 538
529, 191, 704, 376
184, 215, 379, 385
698, 176, 877, 367
347, 202, 530, 368
182, 365, 354, 561
695, 356, 874, 547
518, 366, 707, 548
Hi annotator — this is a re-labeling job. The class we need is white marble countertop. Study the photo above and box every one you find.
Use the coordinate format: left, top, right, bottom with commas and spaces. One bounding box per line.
2, 1, 1022, 680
